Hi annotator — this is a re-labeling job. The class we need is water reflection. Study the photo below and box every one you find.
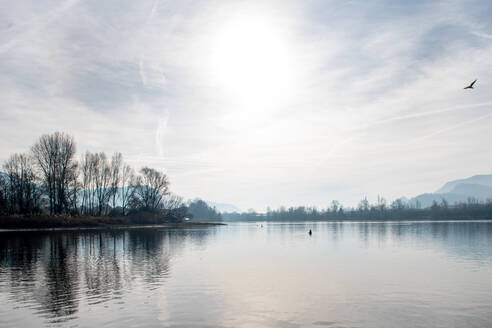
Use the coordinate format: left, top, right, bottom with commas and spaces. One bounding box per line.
0, 228, 217, 324
1, 222, 492, 327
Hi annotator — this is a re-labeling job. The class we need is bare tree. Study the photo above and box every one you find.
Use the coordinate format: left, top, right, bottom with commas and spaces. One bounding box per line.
120, 164, 135, 216
93, 152, 111, 216
80, 152, 130, 216
162, 193, 184, 211
358, 197, 370, 212
376, 195, 387, 212
110, 152, 122, 210
330, 200, 340, 214
0, 173, 8, 215
2, 153, 40, 214
163, 193, 188, 221
80, 152, 93, 215
65, 161, 80, 215
133, 167, 169, 212
31, 132, 76, 215
1, 133, 190, 221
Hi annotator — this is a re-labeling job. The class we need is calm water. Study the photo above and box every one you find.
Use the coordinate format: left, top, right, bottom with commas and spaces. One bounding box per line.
1, 221, 492, 328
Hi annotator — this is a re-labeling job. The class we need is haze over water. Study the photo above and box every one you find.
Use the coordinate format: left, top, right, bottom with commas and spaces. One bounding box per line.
1, 221, 492, 328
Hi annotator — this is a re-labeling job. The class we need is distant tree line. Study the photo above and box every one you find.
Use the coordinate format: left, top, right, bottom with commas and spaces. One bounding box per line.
222, 196, 492, 221
0, 132, 220, 223
186, 199, 222, 222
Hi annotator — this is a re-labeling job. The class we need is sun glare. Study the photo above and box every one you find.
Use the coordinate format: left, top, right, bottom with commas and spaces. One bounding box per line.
210, 13, 296, 122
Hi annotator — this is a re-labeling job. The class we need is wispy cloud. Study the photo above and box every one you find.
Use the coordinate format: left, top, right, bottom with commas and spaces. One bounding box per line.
358, 102, 492, 131
410, 111, 492, 144
0, 0, 80, 54
1, 0, 492, 210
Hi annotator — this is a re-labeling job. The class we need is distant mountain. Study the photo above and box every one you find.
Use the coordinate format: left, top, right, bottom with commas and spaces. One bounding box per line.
451, 183, 492, 199
409, 174, 492, 208
410, 192, 472, 208
436, 174, 492, 193
206, 201, 240, 213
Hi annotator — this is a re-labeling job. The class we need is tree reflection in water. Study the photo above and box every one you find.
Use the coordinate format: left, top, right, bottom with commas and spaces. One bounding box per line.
0, 227, 216, 324
1, 222, 492, 327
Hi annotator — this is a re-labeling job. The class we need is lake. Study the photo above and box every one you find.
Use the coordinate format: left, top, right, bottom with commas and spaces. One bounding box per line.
1, 221, 492, 327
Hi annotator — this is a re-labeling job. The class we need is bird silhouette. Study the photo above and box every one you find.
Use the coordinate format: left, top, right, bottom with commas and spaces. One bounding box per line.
464, 79, 477, 89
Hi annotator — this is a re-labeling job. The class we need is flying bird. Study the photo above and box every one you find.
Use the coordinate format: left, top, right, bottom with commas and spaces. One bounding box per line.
464, 79, 477, 89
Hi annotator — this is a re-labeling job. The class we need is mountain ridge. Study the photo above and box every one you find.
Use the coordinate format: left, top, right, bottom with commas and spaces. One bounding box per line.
409, 174, 492, 208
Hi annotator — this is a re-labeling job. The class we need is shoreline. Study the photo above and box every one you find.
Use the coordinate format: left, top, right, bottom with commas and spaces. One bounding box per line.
0, 215, 225, 231
221, 217, 492, 223
3, 215, 491, 231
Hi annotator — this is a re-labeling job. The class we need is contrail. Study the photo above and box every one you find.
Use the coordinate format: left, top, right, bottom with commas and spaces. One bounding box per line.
155, 114, 169, 158
410, 111, 492, 144
139, 0, 160, 86
139, 59, 148, 86
357, 102, 492, 131
322, 102, 492, 164
138, 0, 169, 163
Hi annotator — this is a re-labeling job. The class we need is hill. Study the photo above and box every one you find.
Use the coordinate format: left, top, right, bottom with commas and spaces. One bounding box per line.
410, 174, 492, 208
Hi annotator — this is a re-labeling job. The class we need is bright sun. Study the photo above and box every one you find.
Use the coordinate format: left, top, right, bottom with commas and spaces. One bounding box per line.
210, 13, 296, 117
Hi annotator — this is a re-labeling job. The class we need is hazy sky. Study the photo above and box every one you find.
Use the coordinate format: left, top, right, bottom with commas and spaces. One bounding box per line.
1, 0, 492, 210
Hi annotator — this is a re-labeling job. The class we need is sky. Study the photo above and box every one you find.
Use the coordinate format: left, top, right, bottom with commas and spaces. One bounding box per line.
1, 0, 492, 211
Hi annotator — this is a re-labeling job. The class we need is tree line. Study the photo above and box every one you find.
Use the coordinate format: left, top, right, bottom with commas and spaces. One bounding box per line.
186, 199, 222, 221
222, 196, 492, 221
0, 132, 219, 222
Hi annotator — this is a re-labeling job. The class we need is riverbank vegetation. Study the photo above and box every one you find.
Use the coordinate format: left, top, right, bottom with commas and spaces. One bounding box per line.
223, 197, 492, 221
0, 215, 225, 229
3, 133, 491, 226
0, 132, 222, 228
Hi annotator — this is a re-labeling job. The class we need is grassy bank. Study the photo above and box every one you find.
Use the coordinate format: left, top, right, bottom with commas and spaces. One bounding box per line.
0, 215, 225, 230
